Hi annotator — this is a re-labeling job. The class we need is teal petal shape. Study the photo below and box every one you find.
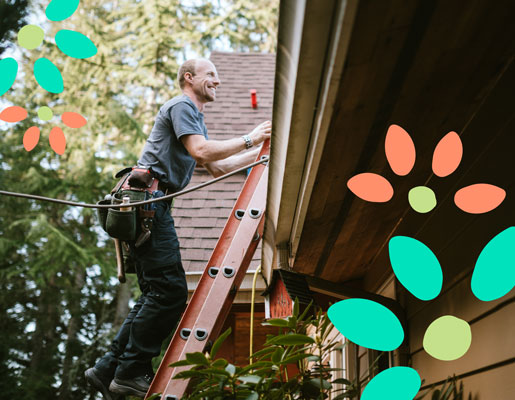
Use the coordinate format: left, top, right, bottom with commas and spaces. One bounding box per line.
33, 58, 63, 94
45, 0, 80, 21
362, 367, 421, 400
55, 30, 97, 59
472, 226, 515, 301
389, 236, 443, 301
0, 58, 18, 96
328, 299, 404, 351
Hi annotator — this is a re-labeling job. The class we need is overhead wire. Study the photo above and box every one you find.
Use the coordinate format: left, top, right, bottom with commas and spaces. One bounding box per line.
0, 156, 269, 209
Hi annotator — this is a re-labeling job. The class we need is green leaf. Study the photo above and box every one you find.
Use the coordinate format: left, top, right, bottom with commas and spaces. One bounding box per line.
298, 300, 313, 321
210, 327, 232, 359
268, 333, 315, 346
251, 346, 276, 359
281, 353, 309, 365
212, 358, 229, 368
169, 359, 195, 367
271, 347, 284, 364
332, 378, 353, 385
238, 375, 262, 385
186, 352, 209, 365
262, 318, 289, 327
308, 378, 332, 390
244, 392, 259, 400
174, 370, 207, 379
225, 363, 236, 376
239, 361, 274, 376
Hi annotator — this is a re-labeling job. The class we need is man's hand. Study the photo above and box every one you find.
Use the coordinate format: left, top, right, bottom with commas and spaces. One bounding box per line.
249, 120, 271, 146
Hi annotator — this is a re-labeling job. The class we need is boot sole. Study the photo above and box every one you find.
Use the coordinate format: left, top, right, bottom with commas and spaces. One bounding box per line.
85, 368, 114, 400
109, 379, 147, 398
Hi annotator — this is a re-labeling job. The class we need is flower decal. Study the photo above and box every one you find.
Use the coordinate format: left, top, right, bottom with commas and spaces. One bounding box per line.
0, 105, 87, 155
328, 226, 515, 399
0, 0, 97, 96
347, 125, 506, 214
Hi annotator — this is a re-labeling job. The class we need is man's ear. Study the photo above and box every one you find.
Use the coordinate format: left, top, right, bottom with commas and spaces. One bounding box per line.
184, 72, 194, 85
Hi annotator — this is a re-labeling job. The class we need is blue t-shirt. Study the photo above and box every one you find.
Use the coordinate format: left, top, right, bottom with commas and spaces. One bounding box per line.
138, 95, 208, 192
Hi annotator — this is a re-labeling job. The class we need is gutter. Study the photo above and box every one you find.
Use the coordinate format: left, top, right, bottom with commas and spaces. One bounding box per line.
263, 0, 359, 283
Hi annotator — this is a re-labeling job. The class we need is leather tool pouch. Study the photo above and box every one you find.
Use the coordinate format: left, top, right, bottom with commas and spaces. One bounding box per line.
97, 167, 160, 274
128, 167, 155, 189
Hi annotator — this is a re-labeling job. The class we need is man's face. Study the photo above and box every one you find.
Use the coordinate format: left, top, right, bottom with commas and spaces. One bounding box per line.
190, 60, 221, 103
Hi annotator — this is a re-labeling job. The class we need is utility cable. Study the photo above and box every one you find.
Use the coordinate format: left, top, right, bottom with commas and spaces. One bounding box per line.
0, 156, 269, 209
249, 264, 262, 365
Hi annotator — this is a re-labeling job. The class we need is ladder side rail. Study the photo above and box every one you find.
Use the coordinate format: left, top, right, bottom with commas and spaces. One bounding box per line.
161, 170, 268, 398
146, 154, 268, 398
208, 216, 265, 344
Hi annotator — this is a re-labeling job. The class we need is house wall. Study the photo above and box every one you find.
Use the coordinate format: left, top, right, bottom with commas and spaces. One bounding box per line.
406, 271, 515, 399
216, 306, 279, 367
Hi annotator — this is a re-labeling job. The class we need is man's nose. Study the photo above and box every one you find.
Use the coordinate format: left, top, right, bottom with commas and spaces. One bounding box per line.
214, 76, 221, 86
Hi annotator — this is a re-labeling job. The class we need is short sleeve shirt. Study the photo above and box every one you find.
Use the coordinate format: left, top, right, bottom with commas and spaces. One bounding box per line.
138, 95, 208, 192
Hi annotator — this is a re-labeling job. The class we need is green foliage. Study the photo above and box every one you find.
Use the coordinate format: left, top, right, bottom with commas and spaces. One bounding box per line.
170, 301, 361, 400
0, 0, 279, 398
416, 376, 467, 400
0, 0, 30, 55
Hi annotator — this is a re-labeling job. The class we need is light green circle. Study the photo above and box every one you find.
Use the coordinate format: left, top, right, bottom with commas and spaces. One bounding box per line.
408, 186, 437, 213
423, 316, 472, 361
18, 25, 44, 50
38, 106, 53, 121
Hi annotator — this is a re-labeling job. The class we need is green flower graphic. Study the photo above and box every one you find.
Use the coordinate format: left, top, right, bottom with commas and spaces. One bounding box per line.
0, 0, 97, 95
328, 227, 515, 399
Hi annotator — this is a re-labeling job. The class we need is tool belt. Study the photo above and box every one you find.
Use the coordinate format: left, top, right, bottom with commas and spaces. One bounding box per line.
97, 166, 168, 261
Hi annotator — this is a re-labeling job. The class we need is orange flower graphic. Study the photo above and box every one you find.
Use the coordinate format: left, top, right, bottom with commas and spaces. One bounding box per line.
347, 125, 506, 214
0, 105, 87, 155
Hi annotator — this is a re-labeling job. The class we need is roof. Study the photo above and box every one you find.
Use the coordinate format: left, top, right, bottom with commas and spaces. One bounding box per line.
174, 51, 275, 273
264, 0, 515, 292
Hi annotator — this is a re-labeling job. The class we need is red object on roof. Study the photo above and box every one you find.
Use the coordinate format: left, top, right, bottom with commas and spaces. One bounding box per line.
175, 52, 275, 274
250, 89, 258, 109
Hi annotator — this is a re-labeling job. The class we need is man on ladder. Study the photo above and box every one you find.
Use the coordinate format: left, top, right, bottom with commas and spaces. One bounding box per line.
85, 58, 271, 400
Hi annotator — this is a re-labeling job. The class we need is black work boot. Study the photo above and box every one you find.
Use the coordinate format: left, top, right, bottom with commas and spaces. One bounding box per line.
109, 373, 153, 398
85, 367, 119, 400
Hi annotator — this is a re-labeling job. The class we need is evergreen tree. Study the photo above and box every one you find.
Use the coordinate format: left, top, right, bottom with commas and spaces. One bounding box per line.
0, 0, 279, 398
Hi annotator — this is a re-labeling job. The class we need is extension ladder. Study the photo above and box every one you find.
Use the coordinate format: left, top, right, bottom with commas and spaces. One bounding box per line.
145, 141, 269, 399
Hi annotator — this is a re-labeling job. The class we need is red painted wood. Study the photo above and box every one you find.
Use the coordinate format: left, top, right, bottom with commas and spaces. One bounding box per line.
270, 277, 293, 319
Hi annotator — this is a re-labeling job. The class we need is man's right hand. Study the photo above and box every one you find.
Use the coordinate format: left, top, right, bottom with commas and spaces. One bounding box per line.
249, 120, 271, 146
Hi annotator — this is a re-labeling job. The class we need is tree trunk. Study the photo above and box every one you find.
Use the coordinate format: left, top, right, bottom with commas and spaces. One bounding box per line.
57, 268, 86, 400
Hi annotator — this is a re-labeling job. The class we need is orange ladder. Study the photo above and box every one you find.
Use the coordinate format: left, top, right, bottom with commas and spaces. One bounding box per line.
145, 142, 269, 399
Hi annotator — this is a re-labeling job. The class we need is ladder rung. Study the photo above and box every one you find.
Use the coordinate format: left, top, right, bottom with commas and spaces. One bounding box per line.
194, 328, 208, 341
234, 209, 245, 219
208, 267, 219, 278
249, 208, 262, 218
222, 266, 235, 278
179, 328, 191, 340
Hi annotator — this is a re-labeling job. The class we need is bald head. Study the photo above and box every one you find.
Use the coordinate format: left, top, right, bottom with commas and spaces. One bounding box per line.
178, 58, 216, 90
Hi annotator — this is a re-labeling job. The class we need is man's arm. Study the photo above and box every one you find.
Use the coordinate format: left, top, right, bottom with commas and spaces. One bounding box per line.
181, 120, 271, 177
203, 148, 261, 177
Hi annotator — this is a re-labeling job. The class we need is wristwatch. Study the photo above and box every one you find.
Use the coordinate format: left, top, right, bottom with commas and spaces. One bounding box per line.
242, 134, 253, 149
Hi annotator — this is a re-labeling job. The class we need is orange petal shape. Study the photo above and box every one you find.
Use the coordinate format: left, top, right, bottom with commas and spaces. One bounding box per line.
0, 106, 28, 122
385, 125, 416, 176
347, 173, 394, 202
49, 126, 66, 155
454, 184, 506, 214
23, 126, 40, 151
432, 131, 462, 177
61, 111, 87, 128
